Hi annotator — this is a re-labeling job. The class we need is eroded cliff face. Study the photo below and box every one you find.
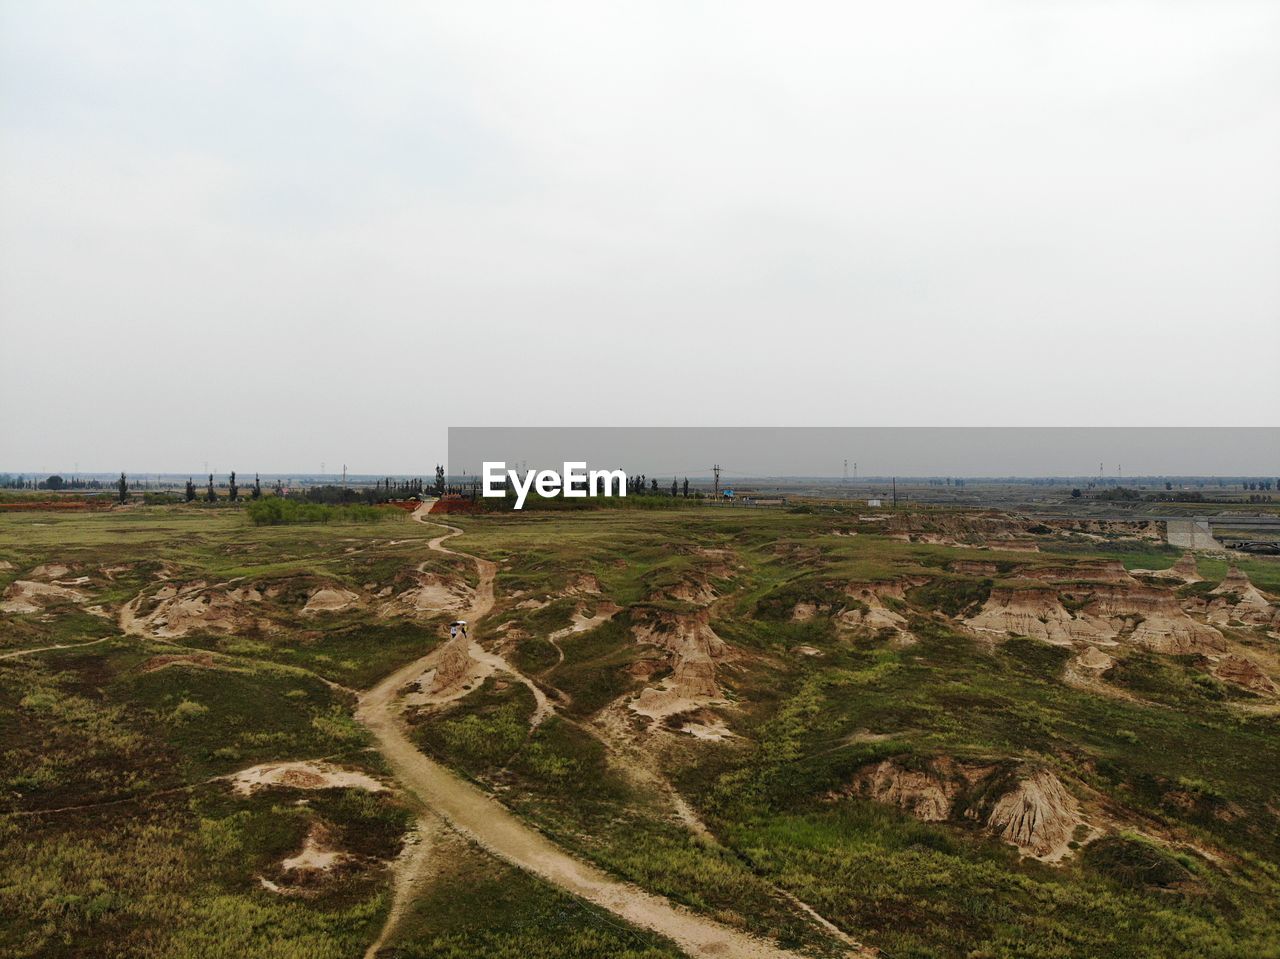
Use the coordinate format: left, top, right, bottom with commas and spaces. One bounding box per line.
1205, 567, 1280, 629
984, 769, 1082, 859
966, 587, 1112, 647
844, 758, 1084, 860
629, 606, 734, 720
959, 560, 1279, 695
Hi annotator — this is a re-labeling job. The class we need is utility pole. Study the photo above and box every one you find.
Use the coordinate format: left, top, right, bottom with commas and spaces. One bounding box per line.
892, 476, 897, 510
843, 459, 848, 484
713, 464, 721, 499
342, 465, 347, 498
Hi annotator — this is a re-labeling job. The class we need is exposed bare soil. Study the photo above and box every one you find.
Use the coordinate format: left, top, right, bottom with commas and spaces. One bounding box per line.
1, 579, 88, 613
302, 586, 361, 614
356, 506, 831, 959
229, 761, 387, 796
629, 607, 732, 721
846, 758, 1085, 861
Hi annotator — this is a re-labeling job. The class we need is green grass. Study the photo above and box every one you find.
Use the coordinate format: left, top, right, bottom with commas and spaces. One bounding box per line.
451, 507, 1280, 958
4, 502, 1280, 959
391, 830, 682, 959
245, 497, 398, 525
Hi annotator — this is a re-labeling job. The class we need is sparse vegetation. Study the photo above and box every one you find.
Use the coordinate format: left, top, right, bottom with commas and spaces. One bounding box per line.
245, 497, 397, 525
3, 501, 1278, 958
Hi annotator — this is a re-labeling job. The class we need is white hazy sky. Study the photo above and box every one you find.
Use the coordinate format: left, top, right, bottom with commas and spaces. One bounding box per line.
2, 1, 1277, 473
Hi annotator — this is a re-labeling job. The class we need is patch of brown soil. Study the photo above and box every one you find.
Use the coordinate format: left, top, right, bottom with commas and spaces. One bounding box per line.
1024, 562, 1136, 585
1213, 655, 1276, 694
302, 586, 360, 614
1, 579, 88, 613
1074, 647, 1115, 671
282, 823, 347, 873
28, 563, 73, 580
791, 602, 819, 622
566, 573, 602, 596
1211, 566, 1270, 603
986, 769, 1082, 859
1206, 567, 1278, 627
551, 603, 620, 640
391, 572, 472, 614
846, 759, 1085, 860
403, 631, 489, 706
679, 718, 736, 741
771, 543, 822, 562
986, 539, 1041, 553
626, 657, 668, 680
230, 761, 386, 796
359, 509, 841, 959
949, 561, 999, 576
839, 581, 919, 644
127, 581, 263, 638
848, 757, 978, 821
1136, 552, 1202, 583
1059, 519, 1166, 542
914, 533, 966, 546
660, 578, 717, 605
966, 588, 1112, 647
887, 511, 1042, 546
1084, 586, 1226, 654
629, 608, 732, 720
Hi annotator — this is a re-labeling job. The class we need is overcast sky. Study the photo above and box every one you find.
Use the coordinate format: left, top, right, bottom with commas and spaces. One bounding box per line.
2, 2, 1277, 474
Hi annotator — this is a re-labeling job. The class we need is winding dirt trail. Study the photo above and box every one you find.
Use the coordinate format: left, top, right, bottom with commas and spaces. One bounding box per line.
0, 637, 112, 661
358, 504, 819, 959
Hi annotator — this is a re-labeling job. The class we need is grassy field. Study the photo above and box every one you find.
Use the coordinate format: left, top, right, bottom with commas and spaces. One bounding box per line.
3, 502, 1279, 958
450, 507, 1280, 959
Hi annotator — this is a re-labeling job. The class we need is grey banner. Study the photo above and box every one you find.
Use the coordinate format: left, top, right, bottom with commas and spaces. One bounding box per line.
448, 427, 1278, 481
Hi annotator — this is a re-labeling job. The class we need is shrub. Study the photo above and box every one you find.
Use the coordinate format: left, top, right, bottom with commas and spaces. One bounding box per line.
1083, 834, 1191, 889
907, 577, 992, 617
170, 700, 209, 723
245, 496, 395, 525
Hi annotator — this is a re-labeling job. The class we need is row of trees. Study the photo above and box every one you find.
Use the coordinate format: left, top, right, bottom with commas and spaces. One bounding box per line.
109, 472, 266, 504
177, 473, 264, 503
12, 475, 107, 491
305, 478, 425, 506
627, 475, 693, 497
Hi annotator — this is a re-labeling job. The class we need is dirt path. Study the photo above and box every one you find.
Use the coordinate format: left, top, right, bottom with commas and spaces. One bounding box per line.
0, 637, 112, 660
358, 504, 822, 959
400, 510, 554, 727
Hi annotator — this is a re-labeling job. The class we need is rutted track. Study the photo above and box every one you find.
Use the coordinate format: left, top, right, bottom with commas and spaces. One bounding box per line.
358, 504, 821, 959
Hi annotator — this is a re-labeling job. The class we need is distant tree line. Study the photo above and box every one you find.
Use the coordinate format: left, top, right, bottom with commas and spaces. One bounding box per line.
0, 475, 106, 491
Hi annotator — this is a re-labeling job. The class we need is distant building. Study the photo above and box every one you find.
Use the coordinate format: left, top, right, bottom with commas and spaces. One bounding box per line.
867, 498, 882, 507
